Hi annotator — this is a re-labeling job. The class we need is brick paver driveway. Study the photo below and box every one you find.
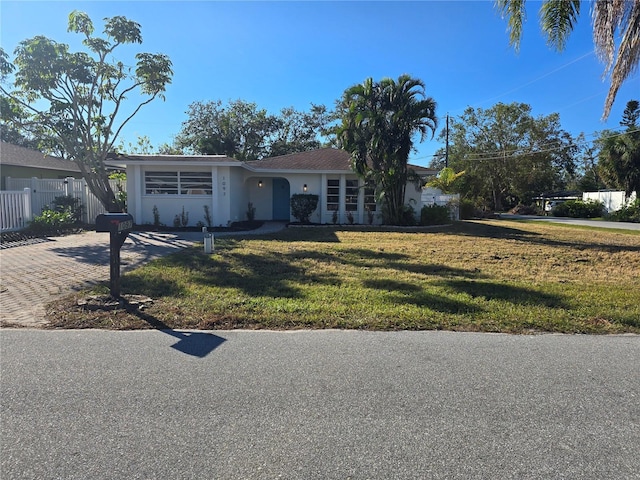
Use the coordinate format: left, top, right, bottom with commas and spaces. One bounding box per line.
0, 231, 203, 326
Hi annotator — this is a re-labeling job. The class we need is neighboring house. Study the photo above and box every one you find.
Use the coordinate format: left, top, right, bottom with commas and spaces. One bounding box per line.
108, 148, 437, 226
534, 190, 582, 214
0, 141, 81, 190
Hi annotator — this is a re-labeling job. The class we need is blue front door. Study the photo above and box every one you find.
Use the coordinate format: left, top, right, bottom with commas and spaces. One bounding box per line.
272, 178, 290, 220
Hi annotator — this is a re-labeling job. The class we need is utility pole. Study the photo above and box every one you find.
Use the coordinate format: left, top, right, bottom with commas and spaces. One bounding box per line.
445, 113, 449, 168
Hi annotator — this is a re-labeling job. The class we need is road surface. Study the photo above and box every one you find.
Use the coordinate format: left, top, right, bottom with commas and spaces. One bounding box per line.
1, 329, 638, 479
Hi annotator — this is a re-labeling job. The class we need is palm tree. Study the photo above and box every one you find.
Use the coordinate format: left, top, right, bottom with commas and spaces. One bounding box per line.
496, 0, 640, 120
598, 100, 640, 196
426, 167, 466, 194
336, 74, 437, 224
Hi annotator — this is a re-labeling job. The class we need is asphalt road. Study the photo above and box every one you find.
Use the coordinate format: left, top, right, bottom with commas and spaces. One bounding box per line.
499, 214, 640, 231
1, 330, 638, 479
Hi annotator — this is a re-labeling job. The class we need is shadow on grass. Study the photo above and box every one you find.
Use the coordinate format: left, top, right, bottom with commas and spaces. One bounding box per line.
269, 228, 342, 243
388, 262, 484, 279
122, 273, 187, 299
143, 244, 484, 302
156, 248, 342, 298
363, 278, 484, 314
451, 220, 640, 253
438, 279, 568, 308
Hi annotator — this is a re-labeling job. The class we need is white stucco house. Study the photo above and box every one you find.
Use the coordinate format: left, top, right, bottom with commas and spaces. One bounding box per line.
108, 148, 438, 227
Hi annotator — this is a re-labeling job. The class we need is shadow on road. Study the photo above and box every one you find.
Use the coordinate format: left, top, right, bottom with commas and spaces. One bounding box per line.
164, 329, 226, 358
122, 298, 226, 358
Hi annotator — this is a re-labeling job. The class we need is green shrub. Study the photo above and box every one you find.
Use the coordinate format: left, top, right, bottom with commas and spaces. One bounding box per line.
28, 209, 75, 233
290, 194, 319, 223
152, 205, 161, 226
246, 202, 256, 222
459, 199, 476, 219
173, 206, 189, 228
609, 198, 640, 223
552, 200, 604, 218
420, 204, 451, 225
51, 195, 84, 224
397, 204, 417, 226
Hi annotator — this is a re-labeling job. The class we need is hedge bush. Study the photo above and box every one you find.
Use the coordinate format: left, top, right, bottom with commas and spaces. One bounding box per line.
420, 204, 450, 225
290, 194, 319, 223
457, 199, 475, 219
608, 199, 640, 223
552, 200, 604, 218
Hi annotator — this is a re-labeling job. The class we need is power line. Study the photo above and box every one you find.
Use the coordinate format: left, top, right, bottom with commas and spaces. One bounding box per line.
411, 127, 630, 163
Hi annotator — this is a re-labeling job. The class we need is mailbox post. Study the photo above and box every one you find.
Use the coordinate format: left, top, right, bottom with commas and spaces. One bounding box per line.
96, 213, 134, 298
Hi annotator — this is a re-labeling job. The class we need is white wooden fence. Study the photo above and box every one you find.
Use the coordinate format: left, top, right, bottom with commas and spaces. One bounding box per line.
1, 177, 124, 232
582, 190, 637, 213
0, 189, 32, 232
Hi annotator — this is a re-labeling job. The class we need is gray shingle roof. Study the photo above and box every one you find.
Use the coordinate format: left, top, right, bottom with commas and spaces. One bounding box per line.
246, 148, 438, 176
0, 142, 80, 172
246, 148, 352, 171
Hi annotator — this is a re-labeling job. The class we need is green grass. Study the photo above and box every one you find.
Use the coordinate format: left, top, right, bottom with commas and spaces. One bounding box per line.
45, 220, 640, 334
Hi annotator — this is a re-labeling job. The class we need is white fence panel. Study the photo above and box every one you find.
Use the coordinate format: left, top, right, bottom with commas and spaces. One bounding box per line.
0, 189, 32, 232
421, 189, 460, 221
3, 177, 125, 228
582, 190, 637, 213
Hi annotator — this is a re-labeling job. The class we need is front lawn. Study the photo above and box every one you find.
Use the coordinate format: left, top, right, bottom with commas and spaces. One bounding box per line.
46, 220, 640, 334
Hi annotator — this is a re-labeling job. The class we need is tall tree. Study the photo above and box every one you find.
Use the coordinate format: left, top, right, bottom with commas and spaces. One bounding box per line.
336, 75, 437, 224
268, 104, 334, 157
0, 11, 172, 212
438, 102, 576, 210
598, 100, 640, 196
574, 135, 606, 192
496, 0, 640, 120
176, 100, 332, 161
177, 99, 277, 161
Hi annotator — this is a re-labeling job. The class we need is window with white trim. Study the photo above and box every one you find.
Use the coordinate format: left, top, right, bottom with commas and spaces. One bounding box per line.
364, 185, 377, 212
345, 179, 359, 211
326, 178, 339, 211
145, 171, 212, 195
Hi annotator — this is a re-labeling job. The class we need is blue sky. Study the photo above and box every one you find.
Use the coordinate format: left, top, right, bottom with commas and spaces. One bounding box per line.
1, 0, 639, 166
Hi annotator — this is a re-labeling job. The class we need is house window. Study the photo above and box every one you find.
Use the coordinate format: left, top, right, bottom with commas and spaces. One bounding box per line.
364, 185, 377, 212
345, 179, 359, 211
180, 172, 212, 195
327, 178, 339, 211
145, 171, 212, 195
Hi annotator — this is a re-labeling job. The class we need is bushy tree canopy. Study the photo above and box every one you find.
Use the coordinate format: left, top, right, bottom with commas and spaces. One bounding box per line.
175, 100, 333, 161
434, 102, 576, 210
0, 11, 173, 211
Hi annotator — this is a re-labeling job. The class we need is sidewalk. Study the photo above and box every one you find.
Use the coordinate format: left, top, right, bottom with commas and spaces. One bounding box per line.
0, 222, 286, 327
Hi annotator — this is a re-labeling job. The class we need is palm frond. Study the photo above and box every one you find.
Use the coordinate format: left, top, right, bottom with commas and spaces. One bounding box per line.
601, 0, 640, 120
496, 0, 527, 51
540, 0, 581, 50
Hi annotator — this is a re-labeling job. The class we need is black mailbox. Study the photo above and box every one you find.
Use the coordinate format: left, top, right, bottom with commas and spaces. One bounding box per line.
96, 213, 134, 298
96, 213, 134, 233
